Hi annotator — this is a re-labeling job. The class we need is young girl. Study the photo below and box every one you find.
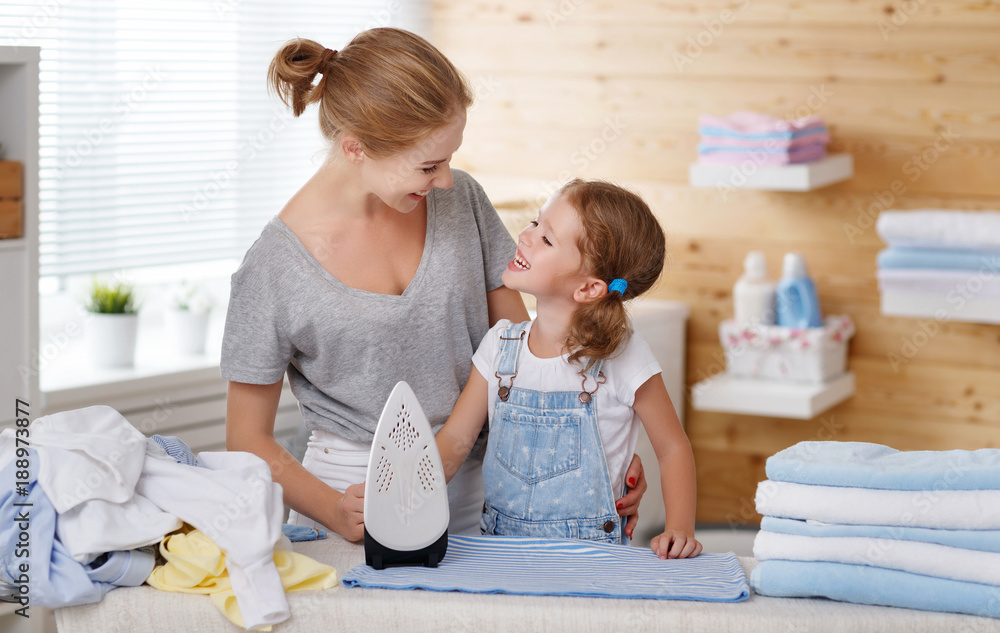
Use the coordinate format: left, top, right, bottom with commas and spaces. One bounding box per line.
437, 179, 702, 559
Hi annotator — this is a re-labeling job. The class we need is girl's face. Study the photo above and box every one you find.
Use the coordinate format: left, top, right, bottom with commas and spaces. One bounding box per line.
359, 110, 466, 213
503, 191, 591, 301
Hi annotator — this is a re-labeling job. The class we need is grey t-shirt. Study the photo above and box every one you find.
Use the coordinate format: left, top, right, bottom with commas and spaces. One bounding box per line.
220, 169, 516, 443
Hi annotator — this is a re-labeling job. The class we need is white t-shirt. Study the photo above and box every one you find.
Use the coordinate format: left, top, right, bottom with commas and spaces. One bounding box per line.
472, 319, 662, 496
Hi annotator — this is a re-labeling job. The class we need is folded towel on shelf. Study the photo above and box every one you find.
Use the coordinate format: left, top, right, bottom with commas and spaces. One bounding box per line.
697, 144, 826, 166
766, 441, 1000, 491
877, 210, 1000, 250
761, 516, 1000, 554
755, 480, 1000, 529
343, 535, 749, 602
753, 529, 1000, 585
876, 268, 1000, 299
697, 131, 829, 149
877, 247, 1000, 271
698, 111, 825, 139
750, 559, 1000, 618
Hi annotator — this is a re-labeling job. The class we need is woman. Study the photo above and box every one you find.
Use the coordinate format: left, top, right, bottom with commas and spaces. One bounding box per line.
222, 28, 646, 542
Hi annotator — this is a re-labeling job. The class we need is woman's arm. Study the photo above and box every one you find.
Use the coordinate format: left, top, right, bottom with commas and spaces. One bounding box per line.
631, 374, 703, 559
226, 379, 365, 542
435, 369, 490, 481
486, 285, 529, 326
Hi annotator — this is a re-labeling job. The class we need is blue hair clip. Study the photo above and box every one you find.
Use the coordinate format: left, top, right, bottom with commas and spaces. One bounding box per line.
608, 278, 627, 296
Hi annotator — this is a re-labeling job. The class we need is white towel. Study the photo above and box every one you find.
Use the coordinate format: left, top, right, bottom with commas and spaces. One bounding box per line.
876, 268, 1000, 298
753, 529, 1000, 586
755, 480, 1000, 529
877, 210, 1000, 250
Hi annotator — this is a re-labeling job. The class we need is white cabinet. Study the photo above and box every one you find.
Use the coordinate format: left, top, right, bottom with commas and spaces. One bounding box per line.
0, 46, 39, 427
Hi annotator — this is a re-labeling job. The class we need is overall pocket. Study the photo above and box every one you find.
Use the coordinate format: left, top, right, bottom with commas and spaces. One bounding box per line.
493, 407, 581, 483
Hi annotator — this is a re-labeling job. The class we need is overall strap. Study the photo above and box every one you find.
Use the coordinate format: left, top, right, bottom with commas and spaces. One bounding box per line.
495, 321, 529, 402
496, 321, 529, 377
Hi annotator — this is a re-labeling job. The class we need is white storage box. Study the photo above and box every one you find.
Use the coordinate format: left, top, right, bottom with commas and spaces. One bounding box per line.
719, 315, 854, 384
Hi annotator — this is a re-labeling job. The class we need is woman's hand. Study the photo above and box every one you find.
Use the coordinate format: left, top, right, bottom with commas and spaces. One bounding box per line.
651, 529, 702, 559
332, 481, 366, 542
615, 453, 648, 539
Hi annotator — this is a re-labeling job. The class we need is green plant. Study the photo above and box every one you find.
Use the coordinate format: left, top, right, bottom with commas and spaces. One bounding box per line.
86, 279, 137, 314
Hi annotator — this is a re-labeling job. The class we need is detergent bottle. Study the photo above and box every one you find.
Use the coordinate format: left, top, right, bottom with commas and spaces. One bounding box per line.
775, 252, 823, 328
733, 251, 777, 327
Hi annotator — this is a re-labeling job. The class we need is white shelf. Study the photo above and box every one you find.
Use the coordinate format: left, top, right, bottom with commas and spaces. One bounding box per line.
689, 153, 853, 191
692, 371, 855, 419
880, 289, 1000, 325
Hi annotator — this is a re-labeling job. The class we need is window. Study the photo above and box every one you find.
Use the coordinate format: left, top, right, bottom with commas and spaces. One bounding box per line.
0, 0, 425, 282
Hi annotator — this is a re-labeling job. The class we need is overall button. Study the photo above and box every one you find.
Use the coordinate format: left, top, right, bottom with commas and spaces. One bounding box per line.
602, 521, 615, 533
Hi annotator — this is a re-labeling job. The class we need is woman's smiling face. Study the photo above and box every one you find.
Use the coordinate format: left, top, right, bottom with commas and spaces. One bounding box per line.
359, 110, 466, 214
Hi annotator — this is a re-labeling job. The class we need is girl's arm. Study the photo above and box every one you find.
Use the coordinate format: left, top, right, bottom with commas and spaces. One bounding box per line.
436, 368, 490, 481
226, 379, 365, 542
632, 374, 703, 559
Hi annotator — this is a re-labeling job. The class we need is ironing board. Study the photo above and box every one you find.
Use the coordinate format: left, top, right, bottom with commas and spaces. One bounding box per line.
54, 536, 1000, 633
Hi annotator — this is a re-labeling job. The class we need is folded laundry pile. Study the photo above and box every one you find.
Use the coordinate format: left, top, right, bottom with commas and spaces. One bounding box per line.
750, 440, 1000, 618
876, 210, 1000, 312
0, 406, 337, 630
697, 111, 830, 166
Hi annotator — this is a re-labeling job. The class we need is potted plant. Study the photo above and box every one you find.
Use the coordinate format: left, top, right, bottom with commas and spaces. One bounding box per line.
85, 278, 139, 367
164, 279, 212, 355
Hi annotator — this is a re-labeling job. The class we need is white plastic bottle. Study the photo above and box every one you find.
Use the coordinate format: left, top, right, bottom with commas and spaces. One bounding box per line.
733, 251, 777, 327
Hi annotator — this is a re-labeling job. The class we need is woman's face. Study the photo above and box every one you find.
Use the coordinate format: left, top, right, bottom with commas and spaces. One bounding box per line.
360, 110, 467, 214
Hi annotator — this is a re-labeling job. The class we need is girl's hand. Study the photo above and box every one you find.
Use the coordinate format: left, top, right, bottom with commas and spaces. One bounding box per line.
651, 529, 702, 559
615, 453, 647, 539
335, 482, 366, 542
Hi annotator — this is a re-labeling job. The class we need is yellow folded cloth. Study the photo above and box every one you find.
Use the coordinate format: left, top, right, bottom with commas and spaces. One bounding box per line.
146, 526, 338, 630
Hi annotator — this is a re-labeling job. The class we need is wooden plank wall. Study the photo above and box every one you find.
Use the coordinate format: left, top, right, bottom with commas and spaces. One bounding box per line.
431, 0, 1000, 525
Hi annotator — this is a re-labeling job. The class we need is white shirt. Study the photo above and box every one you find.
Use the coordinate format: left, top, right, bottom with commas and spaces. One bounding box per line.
472, 319, 661, 495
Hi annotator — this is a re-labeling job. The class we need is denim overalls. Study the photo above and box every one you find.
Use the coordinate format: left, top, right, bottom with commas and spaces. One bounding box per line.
480, 321, 626, 544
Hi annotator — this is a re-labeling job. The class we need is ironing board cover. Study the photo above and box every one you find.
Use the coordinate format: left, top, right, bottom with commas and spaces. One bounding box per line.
342, 535, 749, 602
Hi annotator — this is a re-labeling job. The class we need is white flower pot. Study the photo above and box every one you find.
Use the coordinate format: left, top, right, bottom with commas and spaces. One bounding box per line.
165, 308, 210, 355
88, 312, 139, 368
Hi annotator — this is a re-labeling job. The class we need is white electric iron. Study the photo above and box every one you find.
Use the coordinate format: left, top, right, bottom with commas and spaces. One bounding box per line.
364, 381, 450, 569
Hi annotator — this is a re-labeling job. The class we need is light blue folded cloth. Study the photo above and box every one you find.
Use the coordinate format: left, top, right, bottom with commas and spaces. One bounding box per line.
343, 535, 749, 602
766, 441, 1000, 490
751, 559, 1000, 618
281, 524, 327, 542
697, 124, 827, 140
761, 516, 1000, 554
877, 247, 1000, 270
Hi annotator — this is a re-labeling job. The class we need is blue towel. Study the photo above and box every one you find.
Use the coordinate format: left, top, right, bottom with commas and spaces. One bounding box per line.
877, 247, 1000, 270
343, 535, 749, 602
697, 125, 827, 140
751, 559, 1000, 618
281, 524, 327, 542
766, 441, 1000, 490
761, 517, 1000, 554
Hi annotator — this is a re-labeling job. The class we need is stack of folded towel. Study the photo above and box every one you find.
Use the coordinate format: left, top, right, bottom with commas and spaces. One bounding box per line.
750, 441, 1000, 618
876, 210, 1000, 307
697, 111, 830, 166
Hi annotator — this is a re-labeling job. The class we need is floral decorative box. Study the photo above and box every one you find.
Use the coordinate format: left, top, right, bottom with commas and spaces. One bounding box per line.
719, 315, 854, 384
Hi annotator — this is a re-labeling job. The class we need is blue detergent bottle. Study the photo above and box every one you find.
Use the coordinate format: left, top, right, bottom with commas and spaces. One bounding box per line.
775, 252, 823, 328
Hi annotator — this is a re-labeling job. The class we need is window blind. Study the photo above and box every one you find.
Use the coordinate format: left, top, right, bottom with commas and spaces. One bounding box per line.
0, 0, 425, 279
